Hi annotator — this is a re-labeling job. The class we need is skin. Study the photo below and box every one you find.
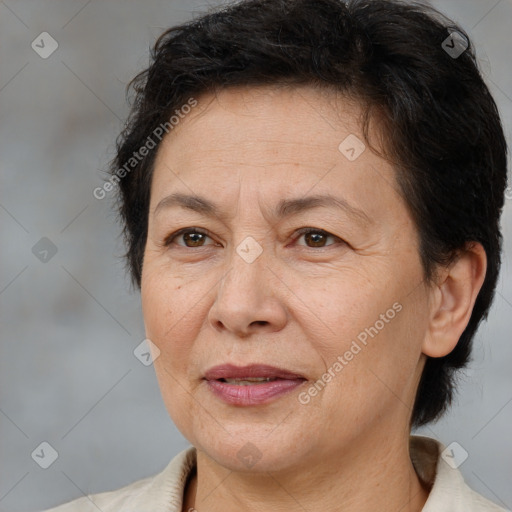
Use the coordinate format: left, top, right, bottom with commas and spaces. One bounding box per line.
140, 84, 487, 512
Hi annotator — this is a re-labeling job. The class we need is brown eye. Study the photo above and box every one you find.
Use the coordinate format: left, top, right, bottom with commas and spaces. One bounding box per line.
182, 231, 207, 247
295, 228, 342, 248
164, 228, 215, 248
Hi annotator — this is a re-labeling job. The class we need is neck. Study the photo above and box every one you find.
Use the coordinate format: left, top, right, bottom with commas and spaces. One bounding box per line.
183, 430, 430, 512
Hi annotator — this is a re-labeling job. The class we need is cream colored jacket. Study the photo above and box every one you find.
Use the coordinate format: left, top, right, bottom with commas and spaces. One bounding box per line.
41, 436, 509, 512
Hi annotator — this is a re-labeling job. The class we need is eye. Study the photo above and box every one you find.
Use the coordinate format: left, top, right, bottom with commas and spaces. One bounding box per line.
163, 228, 217, 248
163, 227, 344, 249
294, 228, 343, 248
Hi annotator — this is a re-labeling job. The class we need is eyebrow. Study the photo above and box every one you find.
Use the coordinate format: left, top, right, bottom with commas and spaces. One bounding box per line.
153, 192, 372, 226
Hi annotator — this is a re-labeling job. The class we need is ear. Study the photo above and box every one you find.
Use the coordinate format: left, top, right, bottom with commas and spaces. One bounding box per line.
422, 242, 487, 358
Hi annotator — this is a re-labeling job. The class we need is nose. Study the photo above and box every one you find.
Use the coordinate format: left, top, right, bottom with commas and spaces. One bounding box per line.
207, 242, 288, 337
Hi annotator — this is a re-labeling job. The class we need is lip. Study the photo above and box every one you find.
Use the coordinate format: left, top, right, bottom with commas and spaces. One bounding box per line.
204, 364, 305, 381
203, 364, 307, 406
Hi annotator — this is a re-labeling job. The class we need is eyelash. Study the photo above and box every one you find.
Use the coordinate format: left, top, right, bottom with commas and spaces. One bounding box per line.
163, 227, 344, 249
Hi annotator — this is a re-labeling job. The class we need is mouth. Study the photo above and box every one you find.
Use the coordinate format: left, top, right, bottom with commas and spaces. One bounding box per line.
203, 363, 306, 381
203, 364, 307, 405
217, 377, 283, 385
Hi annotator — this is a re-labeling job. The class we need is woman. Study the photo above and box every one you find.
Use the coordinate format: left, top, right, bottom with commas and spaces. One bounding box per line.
44, 0, 509, 510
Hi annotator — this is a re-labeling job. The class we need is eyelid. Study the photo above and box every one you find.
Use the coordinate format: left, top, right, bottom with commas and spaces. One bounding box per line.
163, 227, 214, 246
293, 227, 342, 243
163, 226, 344, 248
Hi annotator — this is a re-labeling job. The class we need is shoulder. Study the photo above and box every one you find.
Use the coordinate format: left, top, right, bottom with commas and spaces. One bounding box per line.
39, 446, 197, 512
39, 474, 155, 512
410, 435, 509, 512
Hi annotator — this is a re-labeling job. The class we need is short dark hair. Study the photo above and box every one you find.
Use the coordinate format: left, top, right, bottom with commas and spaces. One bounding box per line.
109, 0, 508, 427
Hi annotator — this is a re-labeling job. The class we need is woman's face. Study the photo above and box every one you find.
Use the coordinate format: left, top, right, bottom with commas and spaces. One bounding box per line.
141, 85, 432, 472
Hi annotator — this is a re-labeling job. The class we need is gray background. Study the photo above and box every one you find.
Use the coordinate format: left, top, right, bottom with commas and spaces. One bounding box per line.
0, 1, 511, 511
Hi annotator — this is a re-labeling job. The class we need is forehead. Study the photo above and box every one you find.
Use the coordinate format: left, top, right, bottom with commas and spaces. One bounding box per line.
150, 85, 400, 220
156, 84, 368, 163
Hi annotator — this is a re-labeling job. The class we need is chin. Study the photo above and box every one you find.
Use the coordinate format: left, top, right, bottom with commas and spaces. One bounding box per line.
192, 424, 315, 473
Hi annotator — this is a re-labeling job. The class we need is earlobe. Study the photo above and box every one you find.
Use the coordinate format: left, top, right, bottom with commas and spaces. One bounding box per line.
422, 242, 487, 358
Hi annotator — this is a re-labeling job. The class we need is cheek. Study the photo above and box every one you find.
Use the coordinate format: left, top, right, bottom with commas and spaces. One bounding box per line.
350, 300, 425, 399
311, 308, 422, 437
141, 259, 192, 325
141, 272, 201, 431
141, 271, 193, 360
303, 272, 425, 409
296, 268, 398, 354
